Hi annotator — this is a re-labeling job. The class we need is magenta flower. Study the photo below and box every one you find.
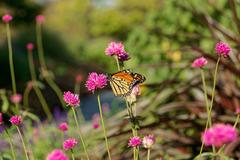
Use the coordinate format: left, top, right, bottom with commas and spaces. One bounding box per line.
128, 136, 142, 147
63, 138, 77, 150
10, 94, 22, 104
36, 15, 45, 24
85, 72, 107, 92
58, 122, 68, 132
105, 42, 129, 61
142, 135, 155, 149
215, 42, 231, 57
2, 14, 13, 23
46, 149, 69, 160
92, 114, 100, 129
202, 123, 238, 147
63, 91, 80, 107
0, 113, 2, 125
191, 57, 208, 68
26, 43, 34, 52
9, 115, 22, 126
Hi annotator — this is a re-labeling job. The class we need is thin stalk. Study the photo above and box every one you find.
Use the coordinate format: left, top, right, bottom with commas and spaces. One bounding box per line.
97, 95, 112, 160
115, 56, 121, 71
23, 85, 31, 109
74, 82, 85, 123
71, 107, 90, 160
36, 23, 47, 69
16, 127, 29, 160
147, 149, 150, 160
233, 115, 239, 128
5, 129, 16, 160
71, 149, 75, 160
28, 50, 52, 120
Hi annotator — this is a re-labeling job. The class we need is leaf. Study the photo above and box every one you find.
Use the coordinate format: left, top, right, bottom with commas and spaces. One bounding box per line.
24, 111, 40, 122
1, 94, 9, 113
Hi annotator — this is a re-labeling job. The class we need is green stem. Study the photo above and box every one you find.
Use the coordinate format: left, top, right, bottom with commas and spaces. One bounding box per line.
74, 82, 85, 123
5, 129, 16, 160
115, 56, 121, 71
16, 127, 29, 160
23, 85, 31, 110
147, 149, 150, 160
97, 94, 112, 160
71, 107, 90, 160
71, 149, 75, 160
36, 23, 47, 69
233, 114, 239, 128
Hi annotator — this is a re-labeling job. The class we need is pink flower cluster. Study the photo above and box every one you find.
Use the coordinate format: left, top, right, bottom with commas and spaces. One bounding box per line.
202, 123, 238, 147
9, 115, 22, 126
10, 94, 22, 104
0, 113, 2, 125
58, 122, 68, 132
142, 135, 155, 149
128, 136, 142, 147
85, 72, 107, 92
36, 15, 45, 24
92, 114, 100, 129
63, 138, 77, 150
215, 42, 231, 57
27, 43, 34, 52
63, 91, 80, 107
105, 42, 129, 61
2, 14, 13, 23
46, 149, 69, 160
191, 57, 208, 68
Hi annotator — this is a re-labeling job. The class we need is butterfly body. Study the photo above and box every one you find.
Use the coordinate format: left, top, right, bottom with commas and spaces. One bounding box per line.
108, 69, 145, 97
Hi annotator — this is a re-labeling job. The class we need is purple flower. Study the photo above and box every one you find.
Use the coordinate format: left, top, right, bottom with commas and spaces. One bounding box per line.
58, 122, 68, 132
202, 123, 238, 147
215, 42, 231, 57
142, 135, 155, 149
85, 72, 107, 92
105, 42, 130, 61
46, 149, 69, 160
128, 136, 142, 147
191, 57, 208, 68
2, 14, 12, 23
9, 115, 22, 126
63, 91, 80, 107
63, 138, 77, 150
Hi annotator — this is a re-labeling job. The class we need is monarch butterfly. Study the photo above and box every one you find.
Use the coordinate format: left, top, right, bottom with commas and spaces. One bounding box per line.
108, 69, 145, 97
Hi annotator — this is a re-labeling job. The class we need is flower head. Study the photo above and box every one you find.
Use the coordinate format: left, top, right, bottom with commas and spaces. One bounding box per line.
92, 114, 100, 129
10, 94, 22, 104
142, 135, 155, 149
128, 136, 142, 147
63, 91, 80, 107
105, 42, 130, 61
9, 115, 22, 126
75, 74, 83, 83
0, 113, 2, 125
85, 72, 107, 92
58, 122, 68, 132
27, 43, 34, 52
2, 14, 13, 23
63, 138, 77, 150
215, 42, 231, 57
202, 123, 238, 147
236, 107, 240, 114
46, 149, 69, 160
36, 15, 45, 24
191, 57, 208, 68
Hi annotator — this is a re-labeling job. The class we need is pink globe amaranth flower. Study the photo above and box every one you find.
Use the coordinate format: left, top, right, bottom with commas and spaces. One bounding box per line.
142, 135, 155, 149
236, 107, 240, 114
58, 122, 68, 132
63, 138, 77, 150
9, 115, 22, 126
75, 74, 83, 83
128, 136, 142, 147
2, 14, 13, 23
105, 42, 130, 61
10, 94, 22, 104
202, 123, 238, 147
36, 15, 45, 24
92, 122, 100, 129
0, 113, 2, 125
85, 72, 107, 92
215, 42, 231, 57
92, 114, 100, 129
63, 91, 80, 107
27, 43, 34, 51
46, 149, 69, 160
191, 57, 208, 68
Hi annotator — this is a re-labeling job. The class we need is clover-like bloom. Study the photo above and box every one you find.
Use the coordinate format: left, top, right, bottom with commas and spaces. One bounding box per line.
2, 14, 12, 23
10, 94, 22, 104
36, 15, 45, 24
9, 115, 22, 126
27, 43, 34, 52
105, 42, 130, 61
63, 91, 80, 107
58, 122, 68, 132
191, 57, 208, 68
142, 135, 155, 149
85, 72, 107, 92
46, 149, 69, 160
128, 136, 142, 147
215, 42, 231, 57
202, 123, 238, 147
0, 113, 2, 125
63, 138, 77, 150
